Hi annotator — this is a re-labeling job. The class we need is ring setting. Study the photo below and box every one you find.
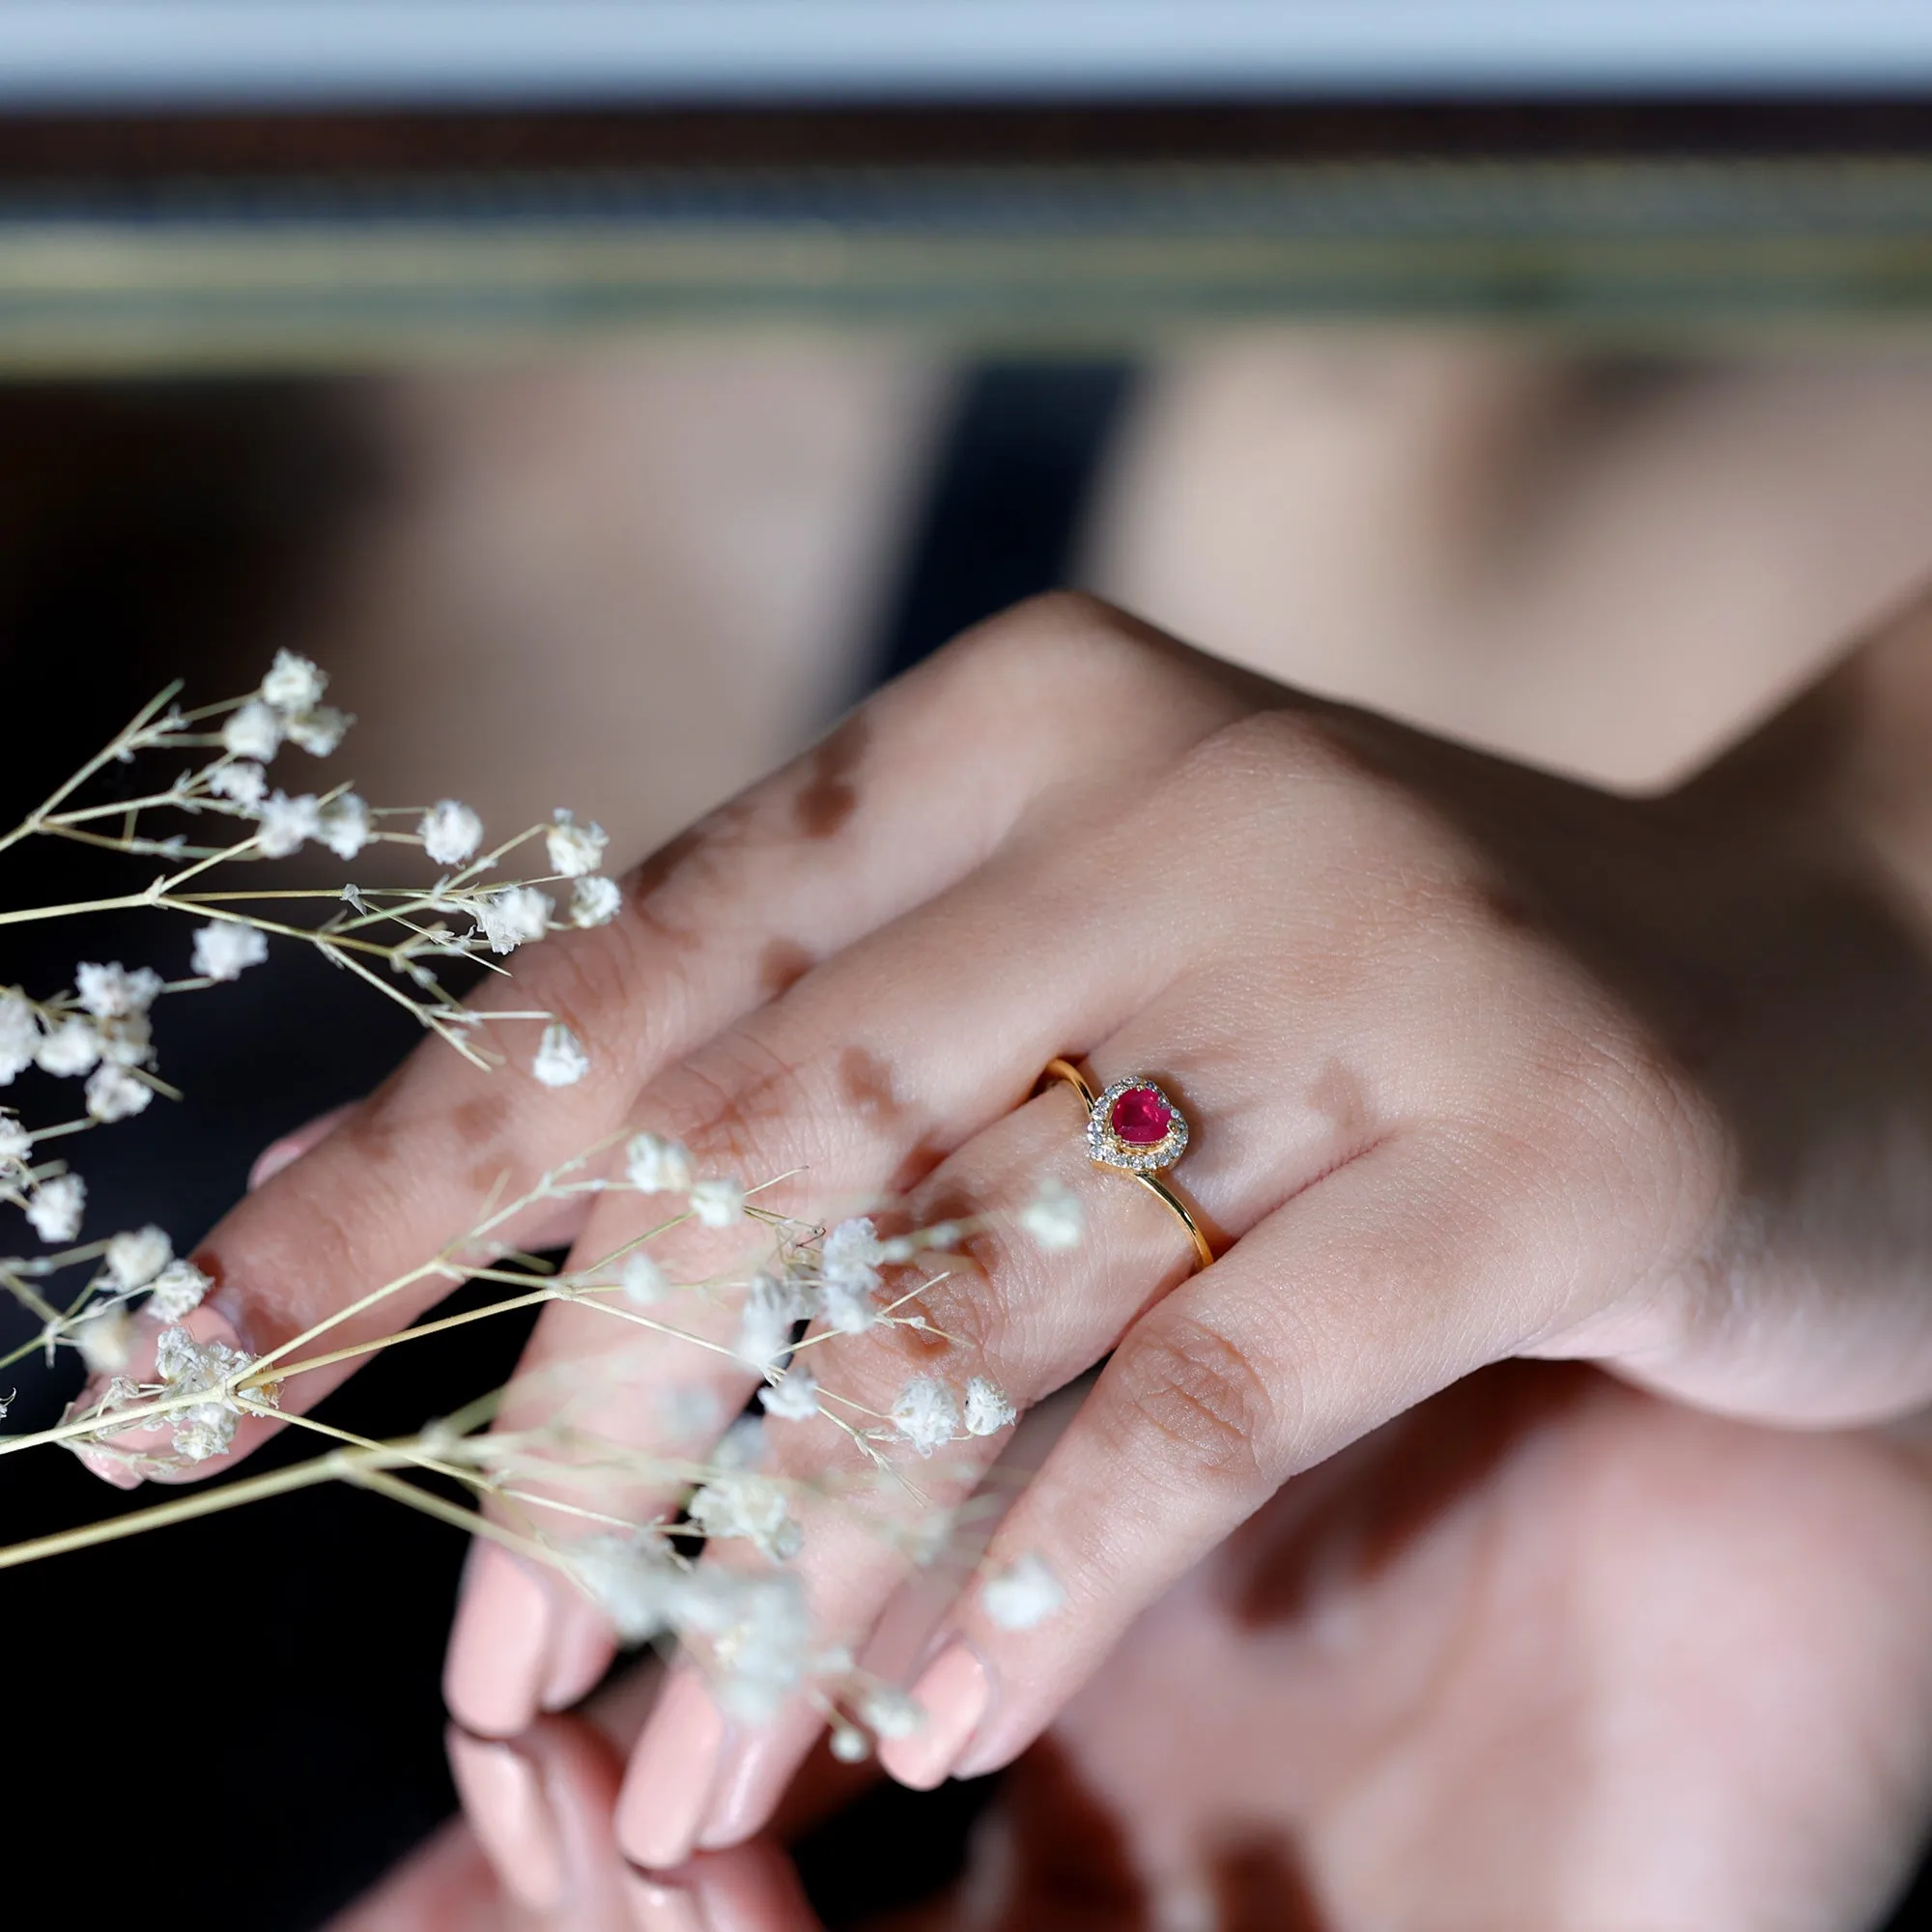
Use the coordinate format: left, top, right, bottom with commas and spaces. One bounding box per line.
1087, 1076, 1189, 1174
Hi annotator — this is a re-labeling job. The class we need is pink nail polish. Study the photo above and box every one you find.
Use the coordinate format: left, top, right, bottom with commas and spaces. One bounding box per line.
444, 1542, 556, 1737
616, 1669, 726, 1870
541, 1597, 616, 1713
447, 1728, 567, 1913
877, 1643, 989, 1791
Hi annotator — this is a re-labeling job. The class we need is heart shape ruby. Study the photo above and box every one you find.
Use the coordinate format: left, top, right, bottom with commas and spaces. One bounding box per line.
1109, 1085, 1173, 1146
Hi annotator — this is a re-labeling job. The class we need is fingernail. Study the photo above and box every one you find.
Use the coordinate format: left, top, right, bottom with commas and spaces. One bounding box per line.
616, 1668, 726, 1870
446, 1728, 567, 1913
622, 1868, 706, 1932
877, 1643, 989, 1791
541, 1597, 615, 1713
444, 1542, 556, 1737
248, 1102, 355, 1191
696, 1733, 781, 1851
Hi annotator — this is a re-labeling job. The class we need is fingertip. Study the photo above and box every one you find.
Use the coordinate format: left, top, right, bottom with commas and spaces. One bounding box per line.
542, 1595, 618, 1714
616, 1668, 727, 1870
445, 1542, 559, 1738
877, 1642, 990, 1791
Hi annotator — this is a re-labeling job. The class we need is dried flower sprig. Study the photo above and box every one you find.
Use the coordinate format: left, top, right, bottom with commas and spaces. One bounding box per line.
0, 658, 1078, 1767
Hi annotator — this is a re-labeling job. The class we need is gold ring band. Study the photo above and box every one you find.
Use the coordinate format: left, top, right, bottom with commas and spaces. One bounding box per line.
1040, 1057, 1215, 1273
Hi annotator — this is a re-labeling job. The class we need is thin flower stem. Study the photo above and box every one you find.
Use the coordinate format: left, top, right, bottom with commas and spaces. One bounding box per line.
0, 682, 181, 860
242, 1284, 567, 1387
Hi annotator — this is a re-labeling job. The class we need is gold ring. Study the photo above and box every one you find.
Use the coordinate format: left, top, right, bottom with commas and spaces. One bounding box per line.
1039, 1057, 1216, 1273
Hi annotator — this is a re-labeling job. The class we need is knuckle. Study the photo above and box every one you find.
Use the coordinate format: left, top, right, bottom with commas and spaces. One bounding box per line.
660, 1023, 825, 1174
1107, 1312, 1275, 1487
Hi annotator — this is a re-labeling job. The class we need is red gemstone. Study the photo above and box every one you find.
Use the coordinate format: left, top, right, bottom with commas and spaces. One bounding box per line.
1110, 1086, 1173, 1145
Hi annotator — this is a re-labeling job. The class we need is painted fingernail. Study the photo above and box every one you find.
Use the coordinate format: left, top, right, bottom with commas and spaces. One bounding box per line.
696, 1732, 782, 1852
877, 1643, 989, 1791
444, 1542, 556, 1737
446, 1728, 567, 1913
541, 1597, 616, 1714
622, 1868, 706, 1932
616, 1669, 726, 1870
248, 1102, 355, 1191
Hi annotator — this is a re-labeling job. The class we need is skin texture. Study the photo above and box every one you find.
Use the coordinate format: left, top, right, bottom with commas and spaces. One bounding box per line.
334, 1365, 1932, 1930
91, 588, 1932, 1901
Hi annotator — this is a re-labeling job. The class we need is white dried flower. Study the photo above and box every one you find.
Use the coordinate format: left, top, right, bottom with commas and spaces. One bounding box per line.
85, 1064, 152, 1122
674, 1569, 811, 1723
735, 1272, 796, 1373
531, 1022, 589, 1089
316, 794, 373, 860
858, 1687, 923, 1741
208, 760, 268, 808
820, 1217, 885, 1333
146, 1258, 212, 1321
890, 1376, 960, 1458
75, 962, 161, 1019
222, 699, 283, 762
712, 1413, 768, 1472
570, 875, 621, 927
963, 1376, 1017, 1436
35, 1016, 100, 1078
475, 885, 553, 954
572, 1533, 682, 1643
626, 1132, 693, 1194
106, 1224, 172, 1291
74, 1307, 133, 1375
96, 1011, 152, 1069
982, 1552, 1066, 1631
618, 1251, 668, 1306
758, 1365, 820, 1422
1020, 1178, 1085, 1253
259, 649, 327, 715
546, 809, 609, 878
192, 921, 269, 981
284, 706, 350, 756
255, 790, 322, 858
0, 991, 39, 1085
0, 1112, 30, 1172
690, 1176, 746, 1229
688, 1472, 803, 1562
154, 1323, 251, 1463
829, 1724, 870, 1763
420, 799, 484, 867
25, 1172, 84, 1242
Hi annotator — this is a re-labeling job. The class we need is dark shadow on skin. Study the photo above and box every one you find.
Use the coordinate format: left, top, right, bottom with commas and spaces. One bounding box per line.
1210, 1831, 1333, 1932
1226, 1360, 1589, 1630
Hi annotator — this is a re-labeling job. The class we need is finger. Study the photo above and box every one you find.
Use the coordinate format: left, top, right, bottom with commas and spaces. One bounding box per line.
883, 1122, 1653, 1789
442, 689, 1274, 1730
103, 598, 1232, 1481
607, 954, 1399, 1867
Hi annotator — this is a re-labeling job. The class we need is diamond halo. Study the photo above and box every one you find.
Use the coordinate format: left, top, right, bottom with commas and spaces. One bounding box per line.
1086, 1075, 1190, 1174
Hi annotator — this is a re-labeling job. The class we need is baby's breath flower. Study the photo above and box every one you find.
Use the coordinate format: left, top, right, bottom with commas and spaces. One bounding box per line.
981, 1552, 1065, 1631
222, 699, 283, 762
85, 1064, 151, 1122
192, 921, 269, 981
691, 1176, 746, 1229
0, 1111, 29, 1173
96, 1012, 152, 1069
572, 1533, 682, 1643
570, 875, 622, 927
284, 706, 351, 756
735, 1272, 797, 1372
758, 1365, 820, 1422
626, 1132, 693, 1194
420, 799, 484, 867
317, 794, 373, 860
259, 649, 327, 715
75, 962, 161, 1019
857, 1687, 923, 1741
890, 1376, 960, 1458
208, 760, 268, 808
146, 1258, 212, 1321
546, 809, 609, 879
820, 1217, 885, 1334
531, 1022, 589, 1089
36, 1016, 100, 1078
675, 1569, 811, 1722
105, 1225, 171, 1291
688, 1471, 803, 1562
74, 1307, 132, 1375
618, 1251, 668, 1305
154, 1324, 253, 1464
829, 1724, 870, 1763
475, 886, 553, 955
255, 790, 322, 858
0, 990, 39, 1084
1019, 1178, 1085, 1253
962, 1376, 1017, 1436
25, 1172, 83, 1242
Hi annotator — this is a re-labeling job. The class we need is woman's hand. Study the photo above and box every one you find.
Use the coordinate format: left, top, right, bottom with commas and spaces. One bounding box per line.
335, 1367, 1932, 1930
143, 588, 1932, 1865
